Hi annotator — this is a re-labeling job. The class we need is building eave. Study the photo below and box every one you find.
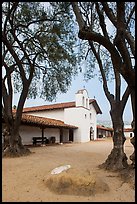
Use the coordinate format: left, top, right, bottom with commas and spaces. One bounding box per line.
89, 99, 102, 114
2, 113, 78, 130
21, 99, 102, 114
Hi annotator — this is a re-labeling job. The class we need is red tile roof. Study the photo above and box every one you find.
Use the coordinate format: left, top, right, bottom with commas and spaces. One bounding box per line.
21, 113, 78, 129
97, 126, 133, 132
97, 125, 113, 131
124, 128, 133, 132
23, 101, 75, 112
22, 99, 102, 114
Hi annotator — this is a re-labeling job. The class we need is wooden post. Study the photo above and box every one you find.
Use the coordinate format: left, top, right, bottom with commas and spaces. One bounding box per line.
60, 128, 63, 143
42, 128, 44, 144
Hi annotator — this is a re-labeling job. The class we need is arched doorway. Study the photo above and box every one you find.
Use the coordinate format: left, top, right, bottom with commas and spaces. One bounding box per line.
90, 127, 94, 140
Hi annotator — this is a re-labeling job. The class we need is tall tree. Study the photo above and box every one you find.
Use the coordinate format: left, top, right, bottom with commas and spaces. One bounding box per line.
71, 2, 135, 168
2, 2, 79, 157
89, 42, 130, 170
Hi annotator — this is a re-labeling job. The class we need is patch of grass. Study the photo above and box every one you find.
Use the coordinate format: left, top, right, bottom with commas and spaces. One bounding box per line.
44, 168, 109, 196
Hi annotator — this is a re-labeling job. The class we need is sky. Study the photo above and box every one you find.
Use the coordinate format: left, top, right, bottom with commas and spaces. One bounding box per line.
12, 2, 133, 125
13, 70, 133, 124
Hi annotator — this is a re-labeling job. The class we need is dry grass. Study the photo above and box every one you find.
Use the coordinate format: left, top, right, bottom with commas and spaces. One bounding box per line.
45, 168, 109, 196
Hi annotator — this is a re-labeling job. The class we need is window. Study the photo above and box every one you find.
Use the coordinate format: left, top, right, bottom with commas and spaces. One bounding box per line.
85, 114, 87, 119
82, 96, 85, 107
90, 113, 92, 119
86, 98, 88, 108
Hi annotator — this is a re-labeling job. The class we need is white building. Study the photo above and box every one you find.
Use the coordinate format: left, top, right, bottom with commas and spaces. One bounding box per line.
124, 125, 134, 138
18, 89, 102, 145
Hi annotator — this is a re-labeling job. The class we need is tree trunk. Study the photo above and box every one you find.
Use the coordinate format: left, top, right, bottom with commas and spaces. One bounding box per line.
2, 125, 31, 157
129, 89, 135, 167
130, 135, 135, 168
99, 110, 128, 171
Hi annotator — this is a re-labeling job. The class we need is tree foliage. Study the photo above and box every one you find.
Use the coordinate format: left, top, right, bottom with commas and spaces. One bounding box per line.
72, 2, 135, 83
71, 2, 135, 169
2, 2, 80, 157
2, 2, 79, 102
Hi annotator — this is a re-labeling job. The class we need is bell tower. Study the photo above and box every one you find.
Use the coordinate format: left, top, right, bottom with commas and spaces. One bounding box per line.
75, 89, 89, 109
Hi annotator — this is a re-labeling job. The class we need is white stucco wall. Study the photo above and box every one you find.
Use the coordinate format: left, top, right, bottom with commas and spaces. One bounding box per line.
44, 128, 68, 143
20, 125, 41, 145
21, 89, 98, 144
26, 109, 64, 121
89, 103, 97, 140
44, 128, 60, 143
124, 131, 134, 138
19, 125, 70, 145
64, 107, 95, 142
124, 125, 134, 138
75, 89, 89, 109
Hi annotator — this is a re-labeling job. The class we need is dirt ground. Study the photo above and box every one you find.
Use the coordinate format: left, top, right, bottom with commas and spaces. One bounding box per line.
2, 137, 135, 202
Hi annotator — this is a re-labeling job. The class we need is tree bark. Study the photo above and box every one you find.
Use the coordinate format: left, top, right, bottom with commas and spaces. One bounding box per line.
2, 82, 32, 157
2, 124, 31, 157
99, 107, 128, 171
130, 89, 135, 167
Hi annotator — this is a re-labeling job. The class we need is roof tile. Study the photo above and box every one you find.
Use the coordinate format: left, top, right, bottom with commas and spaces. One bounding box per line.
21, 113, 78, 129
22, 99, 102, 114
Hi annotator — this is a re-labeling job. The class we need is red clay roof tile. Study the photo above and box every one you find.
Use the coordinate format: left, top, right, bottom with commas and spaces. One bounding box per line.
23, 101, 75, 112
97, 125, 113, 131
22, 99, 102, 114
21, 113, 78, 129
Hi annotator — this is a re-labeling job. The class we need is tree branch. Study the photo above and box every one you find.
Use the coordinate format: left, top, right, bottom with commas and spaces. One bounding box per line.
89, 41, 114, 103
2, 78, 13, 122
121, 86, 130, 113
101, 2, 117, 27
125, 31, 135, 57
3, 2, 18, 34
103, 2, 135, 57
3, 61, 13, 100
78, 29, 122, 71
95, 3, 109, 39
126, 5, 135, 28
2, 34, 27, 83
114, 71, 121, 102
71, 2, 85, 29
